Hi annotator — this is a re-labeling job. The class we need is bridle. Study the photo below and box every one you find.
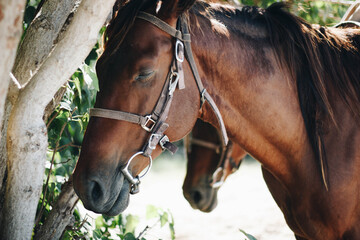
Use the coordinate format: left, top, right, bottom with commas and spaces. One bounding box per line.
186, 135, 240, 188
89, 11, 228, 194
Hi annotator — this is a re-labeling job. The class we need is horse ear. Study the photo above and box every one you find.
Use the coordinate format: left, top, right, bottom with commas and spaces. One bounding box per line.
157, 0, 196, 19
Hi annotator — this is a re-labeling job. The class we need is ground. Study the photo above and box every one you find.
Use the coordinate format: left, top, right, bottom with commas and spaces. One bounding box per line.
123, 155, 295, 240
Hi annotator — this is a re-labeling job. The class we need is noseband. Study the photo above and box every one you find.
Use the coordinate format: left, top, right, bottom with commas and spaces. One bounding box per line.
90, 11, 228, 194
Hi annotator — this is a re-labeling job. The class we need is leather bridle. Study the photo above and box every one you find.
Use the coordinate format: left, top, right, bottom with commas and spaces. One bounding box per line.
89, 11, 228, 194
186, 135, 240, 188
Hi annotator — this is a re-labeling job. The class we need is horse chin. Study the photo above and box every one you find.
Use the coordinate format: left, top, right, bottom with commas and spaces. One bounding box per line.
184, 186, 219, 213
104, 180, 131, 216
198, 189, 218, 213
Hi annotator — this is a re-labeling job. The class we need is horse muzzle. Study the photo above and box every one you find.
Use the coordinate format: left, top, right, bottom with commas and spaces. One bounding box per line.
73, 165, 131, 216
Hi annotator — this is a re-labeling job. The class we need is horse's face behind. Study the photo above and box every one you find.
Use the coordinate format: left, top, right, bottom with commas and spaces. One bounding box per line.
73, 2, 199, 215
183, 120, 246, 212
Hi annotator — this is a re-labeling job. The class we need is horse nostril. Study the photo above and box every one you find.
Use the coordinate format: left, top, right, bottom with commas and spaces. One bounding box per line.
91, 181, 103, 203
192, 190, 202, 204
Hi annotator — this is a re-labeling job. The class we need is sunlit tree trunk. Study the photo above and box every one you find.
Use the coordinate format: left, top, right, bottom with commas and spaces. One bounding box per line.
0, 0, 79, 213
342, 1, 360, 22
0, 0, 115, 238
0, 0, 26, 141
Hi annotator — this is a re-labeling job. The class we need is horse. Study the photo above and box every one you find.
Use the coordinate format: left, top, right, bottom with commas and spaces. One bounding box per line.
183, 119, 246, 212
72, 0, 360, 239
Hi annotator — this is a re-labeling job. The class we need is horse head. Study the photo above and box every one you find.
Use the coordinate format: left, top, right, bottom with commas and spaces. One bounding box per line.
183, 119, 246, 212
73, 0, 200, 215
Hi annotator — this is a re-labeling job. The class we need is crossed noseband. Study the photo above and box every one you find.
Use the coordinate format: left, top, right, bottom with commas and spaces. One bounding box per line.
90, 12, 228, 194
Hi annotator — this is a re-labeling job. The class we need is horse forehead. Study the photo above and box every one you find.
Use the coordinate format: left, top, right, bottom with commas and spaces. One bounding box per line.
126, 20, 172, 52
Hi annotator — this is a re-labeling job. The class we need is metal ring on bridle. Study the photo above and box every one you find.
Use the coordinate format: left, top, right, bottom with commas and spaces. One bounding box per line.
121, 151, 152, 185
210, 167, 225, 188
175, 39, 184, 63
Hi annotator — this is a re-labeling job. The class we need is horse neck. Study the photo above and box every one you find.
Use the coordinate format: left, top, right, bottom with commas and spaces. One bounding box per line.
188, 4, 315, 186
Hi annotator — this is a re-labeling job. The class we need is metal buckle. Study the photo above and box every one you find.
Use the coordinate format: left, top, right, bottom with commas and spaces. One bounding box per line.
210, 167, 225, 188
148, 133, 162, 150
200, 89, 206, 108
159, 135, 169, 149
175, 40, 184, 63
121, 151, 153, 194
141, 115, 156, 132
169, 72, 179, 96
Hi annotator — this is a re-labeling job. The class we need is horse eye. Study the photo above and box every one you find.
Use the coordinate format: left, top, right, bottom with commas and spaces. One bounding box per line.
135, 70, 155, 82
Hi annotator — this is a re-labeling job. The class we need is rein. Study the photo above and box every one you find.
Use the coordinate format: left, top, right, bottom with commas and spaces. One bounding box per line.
90, 11, 228, 194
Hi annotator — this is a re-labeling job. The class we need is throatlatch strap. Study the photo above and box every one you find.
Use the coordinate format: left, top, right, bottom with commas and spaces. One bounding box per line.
180, 15, 229, 146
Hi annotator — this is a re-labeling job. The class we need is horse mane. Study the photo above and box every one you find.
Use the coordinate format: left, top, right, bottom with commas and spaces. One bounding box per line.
102, 0, 155, 58
190, 1, 360, 188
261, 3, 360, 189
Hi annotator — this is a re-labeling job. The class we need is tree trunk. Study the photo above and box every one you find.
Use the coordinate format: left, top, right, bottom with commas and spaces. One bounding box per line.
11, 0, 80, 87
0, 0, 79, 218
0, 0, 26, 140
0, 0, 115, 238
33, 177, 79, 240
342, 0, 360, 22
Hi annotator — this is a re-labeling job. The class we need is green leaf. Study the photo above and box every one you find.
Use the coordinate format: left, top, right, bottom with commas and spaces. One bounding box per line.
59, 100, 72, 112
125, 214, 139, 234
160, 212, 168, 227
93, 229, 103, 239
146, 205, 158, 220
239, 229, 257, 240
81, 64, 99, 91
95, 216, 104, 229
123, 232, 136, 240
169, 222, 175, 240
73, 77, 82, 100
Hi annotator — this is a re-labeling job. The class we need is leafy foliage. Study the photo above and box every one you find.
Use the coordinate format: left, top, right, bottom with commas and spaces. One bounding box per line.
232, 0, 349, 25
239, 229, 258, 240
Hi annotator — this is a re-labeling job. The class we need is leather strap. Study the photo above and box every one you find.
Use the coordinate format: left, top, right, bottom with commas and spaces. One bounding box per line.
179, 15, 229, 146
137, 12, 191, 42
90, 108, 147, 126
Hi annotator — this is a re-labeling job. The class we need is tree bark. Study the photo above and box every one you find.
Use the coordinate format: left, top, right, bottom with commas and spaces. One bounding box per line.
342, 0, 360, 22
0, 0, 26, 140
33, 177, 79, 240
0, 0, 79, 217
0, 0, 115, 238
11, 0, 80, 87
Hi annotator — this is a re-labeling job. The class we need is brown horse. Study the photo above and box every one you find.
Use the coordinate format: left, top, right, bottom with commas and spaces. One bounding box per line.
73, 0, 360, 239
183, 119, 246, 212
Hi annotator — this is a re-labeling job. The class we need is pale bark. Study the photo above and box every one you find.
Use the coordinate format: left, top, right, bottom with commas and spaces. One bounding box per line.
12, 0, 80, 87
0, 0, 78, 212
0, 0, 115, 238
33, 177, 79, 240
0, 0, 26, 139
342, 0, 360, 22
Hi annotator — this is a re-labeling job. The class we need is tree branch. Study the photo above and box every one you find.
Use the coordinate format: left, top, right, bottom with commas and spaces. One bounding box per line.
33, 176, 79, 240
